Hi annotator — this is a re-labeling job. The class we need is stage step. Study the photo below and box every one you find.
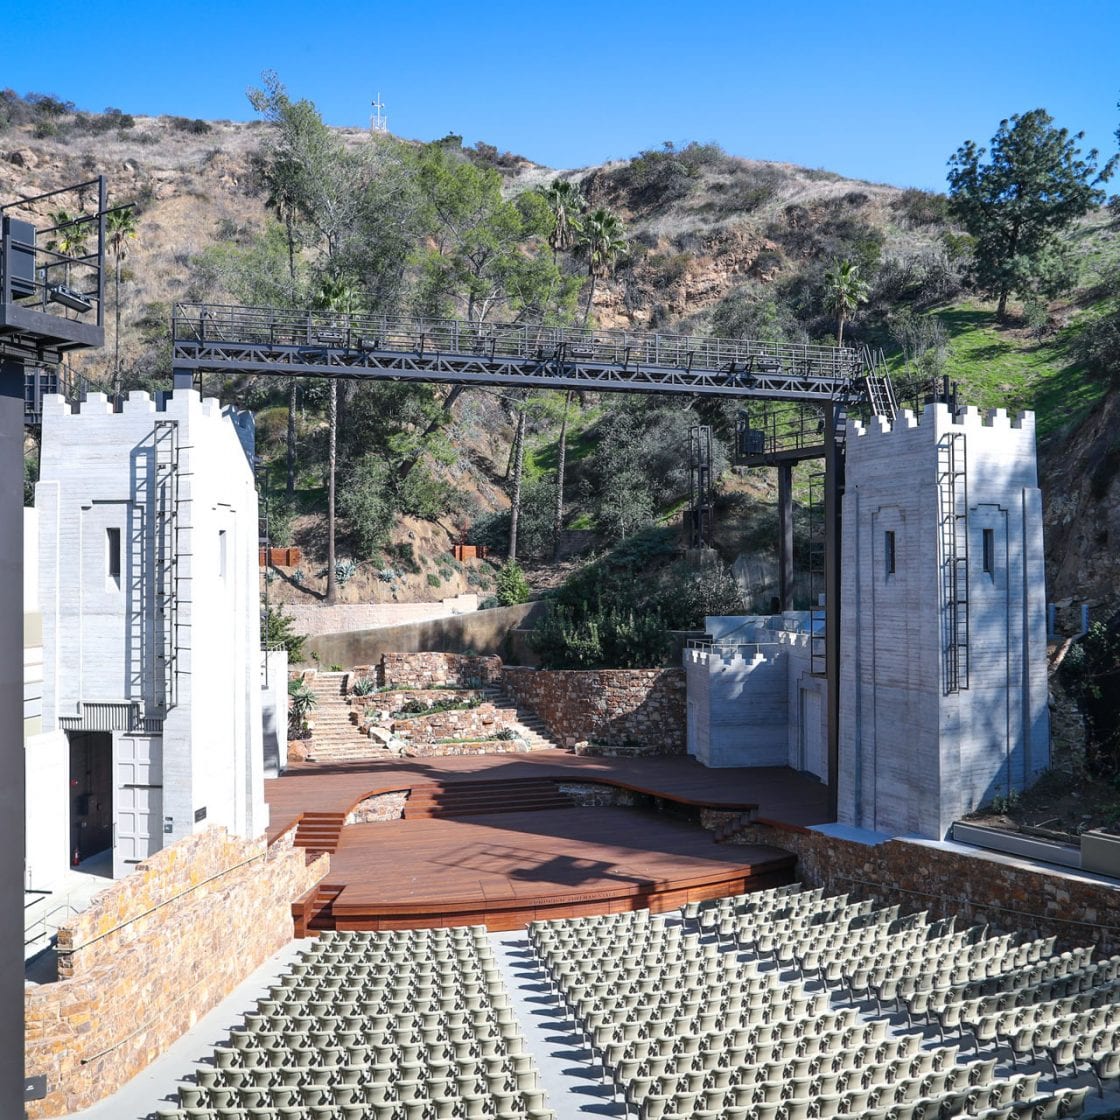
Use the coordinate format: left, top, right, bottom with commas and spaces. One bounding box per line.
293, 811, 347, 852
405, 777, 573, 820
294, 883, 345, 936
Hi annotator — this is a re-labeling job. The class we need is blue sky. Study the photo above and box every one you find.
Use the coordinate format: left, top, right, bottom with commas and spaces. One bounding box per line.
6, 0, 1118, 191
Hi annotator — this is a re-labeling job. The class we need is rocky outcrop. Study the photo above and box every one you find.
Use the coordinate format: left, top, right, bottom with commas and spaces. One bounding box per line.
1042, 387, 1120, 618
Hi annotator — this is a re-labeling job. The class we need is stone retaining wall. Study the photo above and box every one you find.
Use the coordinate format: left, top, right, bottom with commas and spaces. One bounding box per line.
556, 782, 640, 808
346, 791, 409, 824
500, 667, 687, 754
379, 652, 503, 689
733, 822, 1120, 952
350, 689, 487, 718
390, 702, 513, 744
399, 739, 535, 758
25, 827, 326, 1118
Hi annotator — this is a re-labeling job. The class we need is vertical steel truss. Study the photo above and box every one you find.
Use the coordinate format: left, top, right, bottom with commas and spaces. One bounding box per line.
687, 425, 714, 549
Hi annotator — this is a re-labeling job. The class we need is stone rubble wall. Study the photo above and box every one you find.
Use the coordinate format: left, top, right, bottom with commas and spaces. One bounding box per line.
557, 782, 640, 808
390, 702, 514, 744
398, 739, 535, 758
500, 666, 687, 754
733, 822, 1120, 953
345, 791, 409, 824
349, 688, 488, 718
25, 827, 327, 1118
378, 652, 503, 689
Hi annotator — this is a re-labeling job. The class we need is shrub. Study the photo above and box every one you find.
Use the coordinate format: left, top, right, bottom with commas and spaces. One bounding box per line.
287, 680, 317, 736
892, 188, 950, 227
350, 675, 377, 696
335, 558, 358, 586
495, 560, 530, 606
263, 606, 306, 662
339, 457, 395, 556
167, 115, 212, 134
427, 572, 442, 589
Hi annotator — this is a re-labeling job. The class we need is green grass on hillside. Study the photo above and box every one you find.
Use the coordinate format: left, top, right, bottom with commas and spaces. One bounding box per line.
888, 301, 1110, 442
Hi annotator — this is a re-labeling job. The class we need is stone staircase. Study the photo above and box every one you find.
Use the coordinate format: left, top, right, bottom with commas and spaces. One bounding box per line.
303, 671, 380, 764
480, 685, 563, 752
404, 777, 573, 820
300, 672, 566, 765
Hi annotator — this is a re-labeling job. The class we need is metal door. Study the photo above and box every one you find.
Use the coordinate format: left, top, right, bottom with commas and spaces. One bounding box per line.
113, 734, 163, 878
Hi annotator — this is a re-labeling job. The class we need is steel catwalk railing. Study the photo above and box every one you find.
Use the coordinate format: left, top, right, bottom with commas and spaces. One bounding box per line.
171, 303, 867, 400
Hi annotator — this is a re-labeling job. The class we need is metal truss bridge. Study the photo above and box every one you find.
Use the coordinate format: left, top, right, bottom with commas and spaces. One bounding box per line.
171, 303, 881, 405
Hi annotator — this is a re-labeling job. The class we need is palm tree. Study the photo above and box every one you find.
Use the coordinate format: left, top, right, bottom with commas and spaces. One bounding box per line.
540, 179, 585, 264
823, 259, 870, 346
46, 209, 90, 288
575, 207, 628, 328
313, 275, 361, 605
105, 206, 138, 398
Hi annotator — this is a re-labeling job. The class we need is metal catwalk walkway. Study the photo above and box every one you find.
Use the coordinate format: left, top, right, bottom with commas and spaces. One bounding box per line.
172, 303, 873, 403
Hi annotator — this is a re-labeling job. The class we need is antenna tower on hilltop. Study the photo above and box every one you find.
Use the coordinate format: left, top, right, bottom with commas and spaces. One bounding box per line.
370, 93, 388, 134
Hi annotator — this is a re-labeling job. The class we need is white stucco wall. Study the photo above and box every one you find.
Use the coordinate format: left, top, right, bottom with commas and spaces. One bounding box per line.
35, 389, 267, 879
684, 614, 828, 782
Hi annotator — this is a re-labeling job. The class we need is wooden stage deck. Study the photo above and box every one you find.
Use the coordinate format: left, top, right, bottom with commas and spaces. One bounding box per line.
267, 752, 830, 933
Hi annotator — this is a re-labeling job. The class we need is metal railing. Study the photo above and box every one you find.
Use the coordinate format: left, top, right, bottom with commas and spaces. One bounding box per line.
172, 303, 866, 383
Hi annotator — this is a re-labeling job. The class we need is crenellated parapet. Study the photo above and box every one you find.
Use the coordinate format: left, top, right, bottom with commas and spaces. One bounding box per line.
40, 388, 253, 429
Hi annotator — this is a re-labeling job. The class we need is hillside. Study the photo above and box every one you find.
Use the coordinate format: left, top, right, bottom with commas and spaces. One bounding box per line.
4, 98, 1119, 624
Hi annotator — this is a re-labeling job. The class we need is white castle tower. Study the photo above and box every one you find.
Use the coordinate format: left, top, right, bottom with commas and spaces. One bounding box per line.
837, 403, 1050, 839
31, 389, 268, 881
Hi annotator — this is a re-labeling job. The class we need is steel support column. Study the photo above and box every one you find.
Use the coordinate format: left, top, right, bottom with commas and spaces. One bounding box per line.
0, 360, 25, 1117
823, 402, 842, 820
778, 462, 794, 612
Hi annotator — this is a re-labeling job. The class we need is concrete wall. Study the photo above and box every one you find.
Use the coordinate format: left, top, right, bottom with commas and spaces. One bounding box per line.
36, 390, 266, 880
304, 601, 544, 667
281, 595, 479, 637
26, 827, 326, 1118
838, 405, 1050, 840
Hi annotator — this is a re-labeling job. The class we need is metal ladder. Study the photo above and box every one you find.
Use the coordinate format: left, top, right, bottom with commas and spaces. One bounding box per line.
861, 347, 898, 422
937, 431, 969, 694
153, 420, 181, 714
808, 470, 827, 676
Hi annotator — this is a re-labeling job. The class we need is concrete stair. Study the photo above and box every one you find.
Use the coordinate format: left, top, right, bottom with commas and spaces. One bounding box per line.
300, 672, 567, 765
480, 686, 564, 752
304, 671, 385, 763
404, 777, 573, 820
